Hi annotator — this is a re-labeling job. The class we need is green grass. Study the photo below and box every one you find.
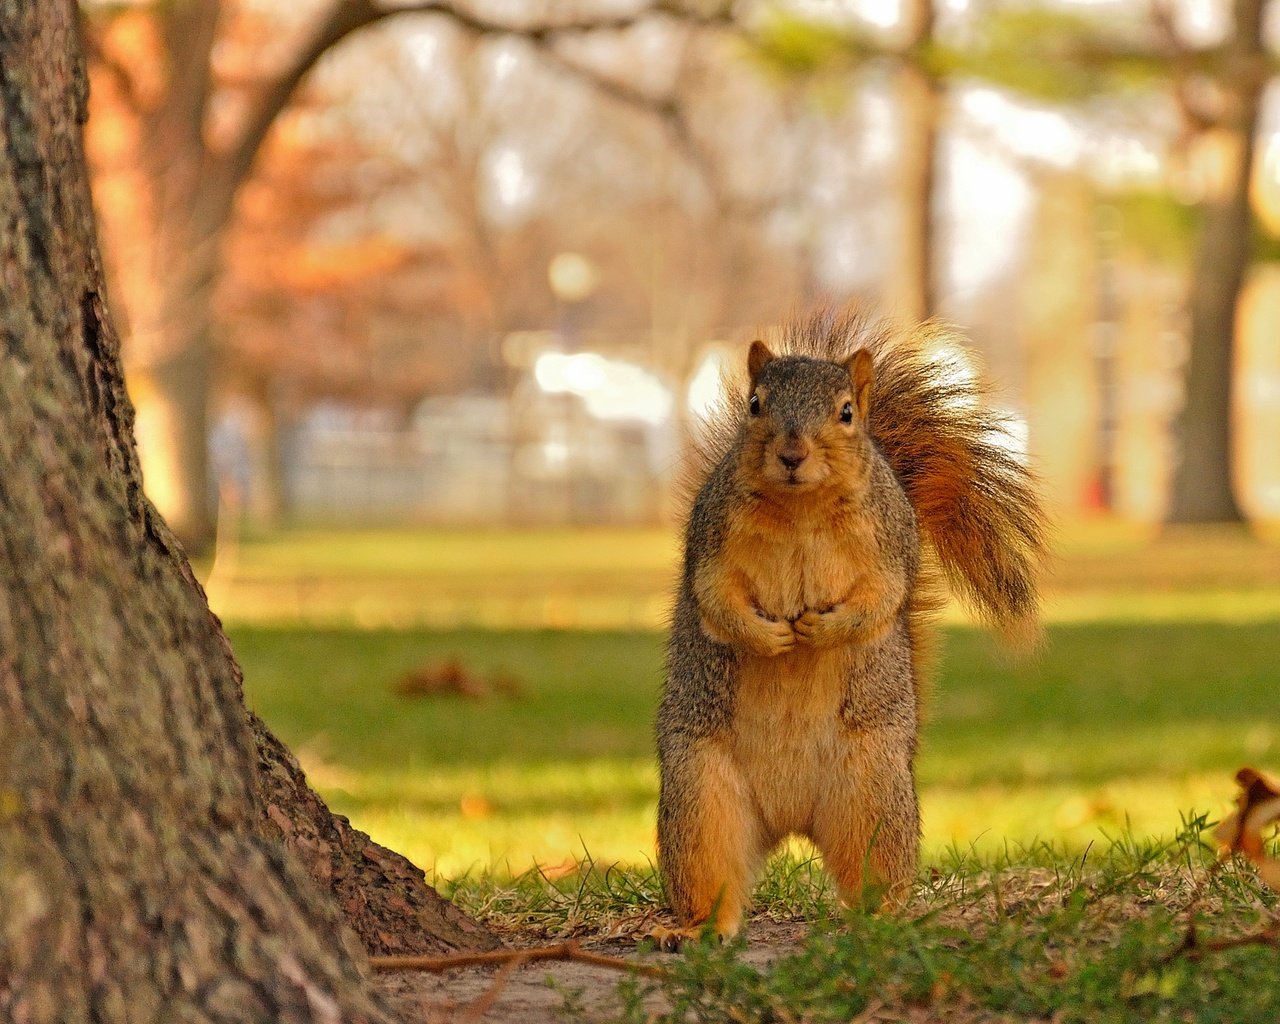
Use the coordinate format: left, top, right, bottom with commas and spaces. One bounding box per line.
621, 840, 1280, 1024
208, 522, 1280, 629
221, 524, 1280, 878
206, 527, 677, 629
232, 618, 1279, 880
232, 625, 664, 876
429, 829, 1278, 1022
221, 524, 1280, 1019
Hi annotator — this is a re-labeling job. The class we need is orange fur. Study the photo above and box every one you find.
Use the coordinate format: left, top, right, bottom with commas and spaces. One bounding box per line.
656, 307, 1048, 948
683, 308, 1049, 660
655, 739, 760, 943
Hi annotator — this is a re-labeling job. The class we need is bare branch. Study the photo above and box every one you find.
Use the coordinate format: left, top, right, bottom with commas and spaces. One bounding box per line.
1148, 0, 1219, 134
385, 0, 734, 39
532, 42, 749, 224
162, 0, 222, 155
205, 0, 386, 221
535, 46, 682, 126
206, 0, 733, 225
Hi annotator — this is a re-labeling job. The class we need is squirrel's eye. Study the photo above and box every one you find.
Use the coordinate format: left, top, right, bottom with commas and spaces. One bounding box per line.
749, 393, 761, 416
840, 401, 854, 424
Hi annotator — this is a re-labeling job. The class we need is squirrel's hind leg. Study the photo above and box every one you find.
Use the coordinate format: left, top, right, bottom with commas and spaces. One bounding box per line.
653, 738, 762, 952
810, 726, 919, 911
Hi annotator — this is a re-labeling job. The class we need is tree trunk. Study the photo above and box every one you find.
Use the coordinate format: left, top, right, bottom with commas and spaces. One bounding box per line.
1165, 0, 1267, 524
251, 714, 498, 956
0, 7, 489, 1019
890, 0, 940, 323
892, 63, 939, 323
1168, 195, 1248, 523
246, 378, 291, 526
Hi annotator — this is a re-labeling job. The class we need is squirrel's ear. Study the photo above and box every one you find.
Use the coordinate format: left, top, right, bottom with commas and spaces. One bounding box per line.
747, 340, 774, 381
847, 349, 873, 421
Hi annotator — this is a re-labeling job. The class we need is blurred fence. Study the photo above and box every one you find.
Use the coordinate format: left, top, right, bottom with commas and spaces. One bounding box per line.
253, 391, 675, 526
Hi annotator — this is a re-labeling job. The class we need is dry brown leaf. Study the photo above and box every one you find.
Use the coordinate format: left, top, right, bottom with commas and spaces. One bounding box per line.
394, 659, 523, 701
1214, 767, 1280, 888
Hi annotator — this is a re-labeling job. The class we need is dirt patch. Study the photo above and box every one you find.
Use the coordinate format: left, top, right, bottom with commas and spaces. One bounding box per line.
374, 918, 810, 1023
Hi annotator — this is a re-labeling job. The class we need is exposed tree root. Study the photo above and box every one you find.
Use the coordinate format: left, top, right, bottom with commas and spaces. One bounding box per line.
370, 939, 667, 979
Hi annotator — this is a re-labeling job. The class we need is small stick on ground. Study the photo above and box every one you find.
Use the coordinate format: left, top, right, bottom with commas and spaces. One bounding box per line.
1164, 921, 1280, 964
456, 955, 528, 1024
370, 939, 667, 980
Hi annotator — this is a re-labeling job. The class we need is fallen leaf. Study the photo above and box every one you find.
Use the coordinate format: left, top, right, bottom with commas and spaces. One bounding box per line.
394, 658, 523, 701
1214, 767, 1280, 888
459, 794, 493, 819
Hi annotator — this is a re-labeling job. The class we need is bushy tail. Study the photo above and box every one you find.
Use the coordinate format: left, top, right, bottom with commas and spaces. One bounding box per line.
773, 308, 1050, 646
869, 323, 1047, 644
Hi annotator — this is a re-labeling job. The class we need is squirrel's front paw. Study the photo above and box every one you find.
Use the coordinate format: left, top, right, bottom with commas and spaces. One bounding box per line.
794, 606, 848, 647
750, 614, 797, 657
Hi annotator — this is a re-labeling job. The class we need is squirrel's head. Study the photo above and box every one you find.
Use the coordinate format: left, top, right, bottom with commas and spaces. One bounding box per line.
740, 340, 875, 496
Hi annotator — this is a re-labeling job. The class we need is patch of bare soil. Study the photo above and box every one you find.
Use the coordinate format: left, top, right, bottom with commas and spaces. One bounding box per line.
374, 917, 811, 1023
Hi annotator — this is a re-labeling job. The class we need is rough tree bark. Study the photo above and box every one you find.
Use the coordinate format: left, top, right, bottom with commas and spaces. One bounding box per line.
251, 714, 496, 956
1165, 0, 1267, 524
0, 5, 488, 1019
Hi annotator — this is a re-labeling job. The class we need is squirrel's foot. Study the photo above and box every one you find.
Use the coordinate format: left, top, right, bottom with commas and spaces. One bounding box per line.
646, 924, 726, 954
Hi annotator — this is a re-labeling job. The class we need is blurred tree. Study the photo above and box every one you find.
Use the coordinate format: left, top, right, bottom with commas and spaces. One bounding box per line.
212, 77, 454, 521
201, 11, 836, 522
752, 6, 944, 321
894, 0, 940, 322
212, 19, 706, 519
1021, 173, 1102, 515
771, 0, 1275, 523
961, 0, 1273, 522
81, 0, 728, 552
1, 3, 492, 1017
1158, 0, 1269, 523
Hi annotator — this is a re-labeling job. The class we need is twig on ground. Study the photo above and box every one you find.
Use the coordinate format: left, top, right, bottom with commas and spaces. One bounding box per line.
456, 955, 528, 1024
1163, 921, 1280, 964
369, 939, 667, 979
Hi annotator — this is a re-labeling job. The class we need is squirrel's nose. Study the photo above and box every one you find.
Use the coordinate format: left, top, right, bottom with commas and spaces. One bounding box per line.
778, 439, 809, 471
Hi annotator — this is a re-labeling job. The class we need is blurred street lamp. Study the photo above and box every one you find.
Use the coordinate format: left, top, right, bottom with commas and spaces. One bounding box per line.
547, 251, 598, 304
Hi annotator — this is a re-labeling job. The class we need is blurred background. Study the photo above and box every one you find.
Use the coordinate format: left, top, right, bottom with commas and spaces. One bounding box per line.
81, 0, 1278, 879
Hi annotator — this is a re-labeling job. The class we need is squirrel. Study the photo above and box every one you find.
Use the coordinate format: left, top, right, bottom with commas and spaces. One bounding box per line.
652, 308, 1048, 951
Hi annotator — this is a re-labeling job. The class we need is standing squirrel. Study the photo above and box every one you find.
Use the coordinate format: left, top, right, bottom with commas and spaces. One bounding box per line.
654, 309, 1048, 950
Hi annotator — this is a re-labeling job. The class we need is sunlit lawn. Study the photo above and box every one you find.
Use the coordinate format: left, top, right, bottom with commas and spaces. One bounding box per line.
216, 524, 1280, 883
